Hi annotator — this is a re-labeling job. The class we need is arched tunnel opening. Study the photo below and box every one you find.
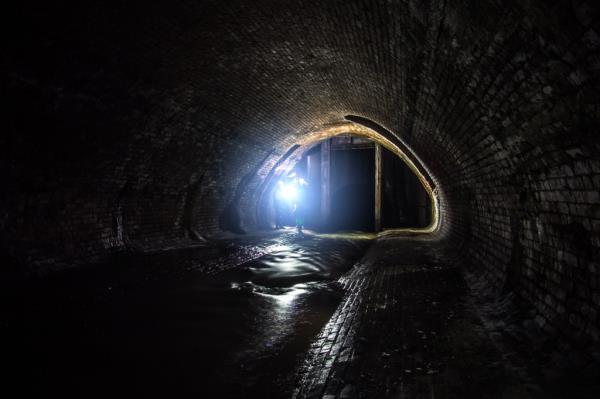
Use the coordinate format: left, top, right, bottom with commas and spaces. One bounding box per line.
3, 1, 600, 398
258, 120, 437, 234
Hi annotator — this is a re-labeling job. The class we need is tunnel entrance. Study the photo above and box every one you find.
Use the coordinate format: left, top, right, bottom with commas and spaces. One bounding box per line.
272, 135, 432, 233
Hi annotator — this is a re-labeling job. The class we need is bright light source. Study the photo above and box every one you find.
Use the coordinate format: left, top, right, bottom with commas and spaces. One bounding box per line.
276, 181, 298, 201
279, 183, 298, 200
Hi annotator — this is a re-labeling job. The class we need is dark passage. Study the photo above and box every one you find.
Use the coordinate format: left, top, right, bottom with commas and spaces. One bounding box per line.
293, 136, 432, 232
382, 147, 431, 229
4, 0, 600, 398
331, 146, 375, 231
3, 234, 367, 398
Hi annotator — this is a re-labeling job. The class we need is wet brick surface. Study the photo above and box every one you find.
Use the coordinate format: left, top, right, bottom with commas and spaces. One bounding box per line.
293, 237, 573, 399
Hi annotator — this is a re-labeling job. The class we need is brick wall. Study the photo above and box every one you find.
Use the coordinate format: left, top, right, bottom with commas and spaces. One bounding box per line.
3, 0, 600, 344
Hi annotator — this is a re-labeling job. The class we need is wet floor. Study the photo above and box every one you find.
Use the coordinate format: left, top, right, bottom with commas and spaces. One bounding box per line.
294, 237, 600, 399
2, 234, 368, 398
6, 233, 599, 398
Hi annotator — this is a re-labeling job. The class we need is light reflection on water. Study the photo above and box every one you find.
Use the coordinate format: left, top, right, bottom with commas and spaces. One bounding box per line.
225, 239, 359, 358
242, 244, 338, 286
230, 281, 311, 308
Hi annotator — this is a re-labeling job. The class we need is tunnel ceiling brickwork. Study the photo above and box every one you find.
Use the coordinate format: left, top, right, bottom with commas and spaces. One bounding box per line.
3, 0, 600, 344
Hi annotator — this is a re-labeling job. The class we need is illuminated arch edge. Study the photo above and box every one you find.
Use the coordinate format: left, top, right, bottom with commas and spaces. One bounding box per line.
258, 121, 441, 235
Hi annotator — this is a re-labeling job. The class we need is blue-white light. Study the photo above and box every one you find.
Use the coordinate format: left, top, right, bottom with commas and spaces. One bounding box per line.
278, 182, 298, 201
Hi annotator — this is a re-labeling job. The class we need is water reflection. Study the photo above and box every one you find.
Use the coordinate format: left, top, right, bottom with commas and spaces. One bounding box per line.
222, 238, 363, 365
227, 241, 347, 314
9, 234, 369, 399
231, 281, 312, 308
234, 241, 347, 287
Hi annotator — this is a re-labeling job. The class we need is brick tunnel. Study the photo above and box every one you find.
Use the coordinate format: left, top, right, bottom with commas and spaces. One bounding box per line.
3, 0, 600, 397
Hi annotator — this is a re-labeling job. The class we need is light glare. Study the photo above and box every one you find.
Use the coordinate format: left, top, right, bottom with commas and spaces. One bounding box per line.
278, 182, 298, 201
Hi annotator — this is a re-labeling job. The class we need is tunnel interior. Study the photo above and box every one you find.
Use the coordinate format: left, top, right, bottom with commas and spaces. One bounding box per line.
3, 0, 600, 397
329, 138, 377, 231
273, 135, 432, 232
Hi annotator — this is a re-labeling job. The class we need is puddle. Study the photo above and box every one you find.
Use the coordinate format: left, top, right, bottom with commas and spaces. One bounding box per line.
7, 236, 369, 398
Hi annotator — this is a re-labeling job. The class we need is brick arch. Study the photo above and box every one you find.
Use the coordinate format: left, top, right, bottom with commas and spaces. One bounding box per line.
4, 0, 600, 345
249, 121, 441, 234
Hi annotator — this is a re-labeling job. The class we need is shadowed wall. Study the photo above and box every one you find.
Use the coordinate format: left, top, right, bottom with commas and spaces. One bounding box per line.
3, 0, 600, 347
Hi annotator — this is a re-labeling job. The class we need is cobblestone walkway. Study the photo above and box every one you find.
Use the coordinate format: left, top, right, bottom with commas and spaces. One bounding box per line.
294, 237, 533, 399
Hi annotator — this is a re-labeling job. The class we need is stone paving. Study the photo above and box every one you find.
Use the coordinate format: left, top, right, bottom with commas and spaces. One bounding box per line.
5, 231, 600, 398
293, 236, 590, 399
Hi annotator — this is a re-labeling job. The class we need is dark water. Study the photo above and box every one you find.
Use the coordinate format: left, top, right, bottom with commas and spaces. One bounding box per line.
3, 236, 368, 398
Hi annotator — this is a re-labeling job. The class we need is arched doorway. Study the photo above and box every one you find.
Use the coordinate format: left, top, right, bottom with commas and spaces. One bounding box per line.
257, 120, 440, 234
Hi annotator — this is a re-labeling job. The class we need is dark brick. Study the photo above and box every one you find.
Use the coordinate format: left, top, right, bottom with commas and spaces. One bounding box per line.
3, 0, 600, 349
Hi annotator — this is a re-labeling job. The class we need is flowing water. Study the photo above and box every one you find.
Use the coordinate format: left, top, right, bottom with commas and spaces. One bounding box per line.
5, 235, 369, 398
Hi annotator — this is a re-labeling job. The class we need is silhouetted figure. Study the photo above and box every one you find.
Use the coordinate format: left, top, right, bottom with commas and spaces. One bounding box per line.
293, 176, 308, 236
293, 203, 305, 236
274, 196, 287, 229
